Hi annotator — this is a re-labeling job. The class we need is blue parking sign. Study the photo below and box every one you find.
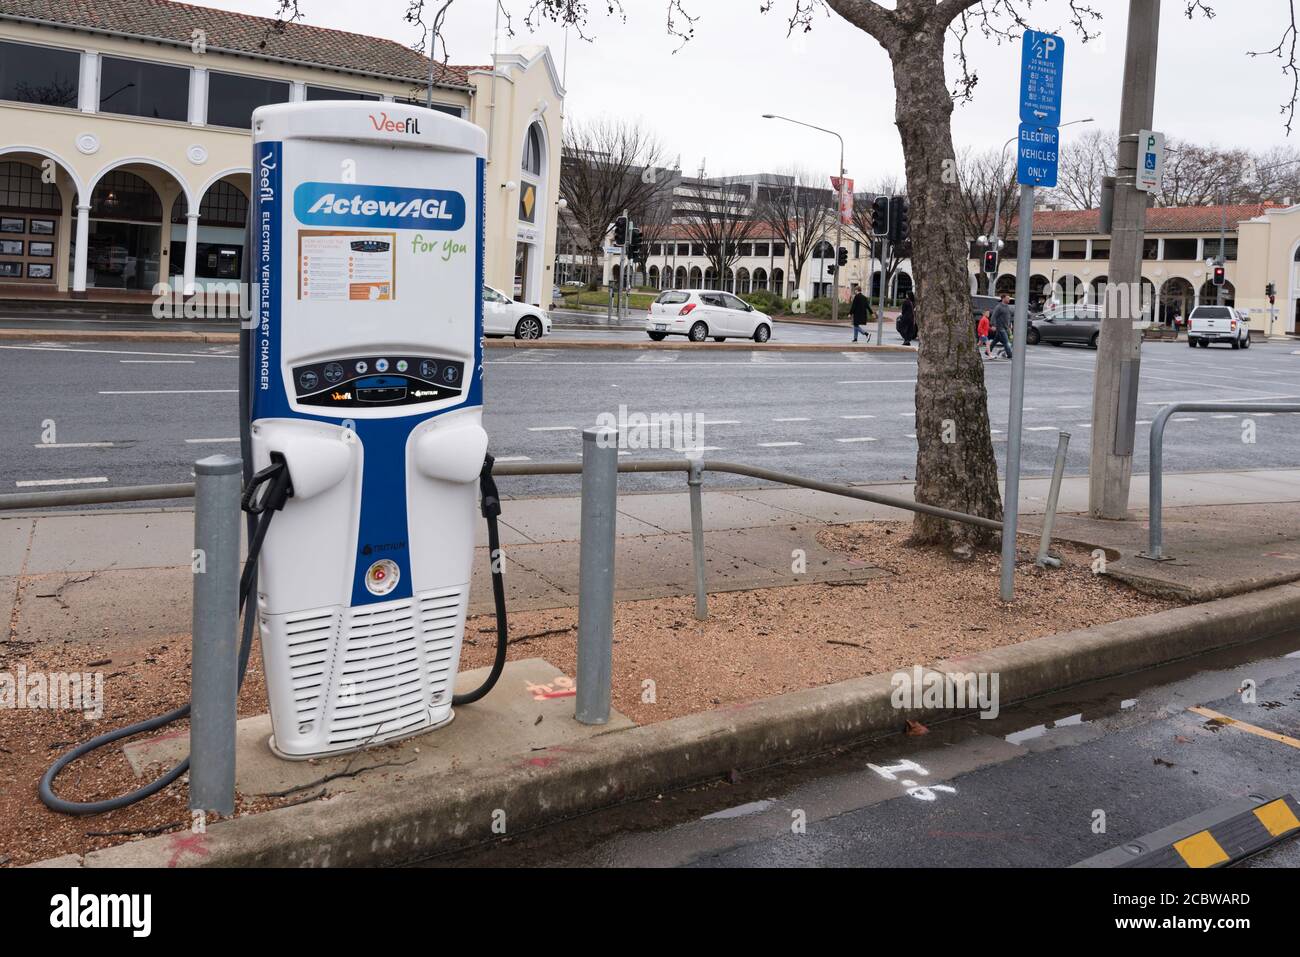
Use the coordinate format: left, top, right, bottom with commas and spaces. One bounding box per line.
1017, 124, 1059, 188
1020, 30, 1064, 126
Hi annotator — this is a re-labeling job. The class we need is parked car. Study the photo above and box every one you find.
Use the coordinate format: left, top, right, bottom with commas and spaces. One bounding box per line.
1026, 303, 1104, 348
563, 279, 585, 288
482, 284, 551, 339
646, 289, 773, 342
1186, 304, 1249, 349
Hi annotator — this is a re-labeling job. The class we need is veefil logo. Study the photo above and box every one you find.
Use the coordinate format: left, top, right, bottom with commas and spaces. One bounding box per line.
293, 182, 466, 231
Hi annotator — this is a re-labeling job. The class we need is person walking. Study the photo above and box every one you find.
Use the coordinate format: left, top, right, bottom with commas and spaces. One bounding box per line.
977, 310, 992, 358
990, 293, 1014, 360
850, 283, 873, 343
896, 290, 917, 345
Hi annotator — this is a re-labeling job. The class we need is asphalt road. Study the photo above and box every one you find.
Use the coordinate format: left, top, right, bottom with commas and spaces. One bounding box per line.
2, 336, 1298, 496
429, 630, 1300, 868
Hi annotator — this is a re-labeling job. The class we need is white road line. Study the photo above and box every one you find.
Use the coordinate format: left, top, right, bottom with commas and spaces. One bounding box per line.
758, 441, 802, 447
773, 417, 810, 422
904, 433, 917, 439
1074, 423, 1092, 428
119, 359, 196, 364
0, 344, 237, 359
835, 436, 877, 443
493, 455, 532, 463
837, 379, 917, 385
527, 426, 578, 432
32, 441, 118, 449
1025, 426, 1057, 431
16, 476, 108, 488
185, 437, 239, 444
99, 389, 236, 395
899, 412, 915, 417
1136, 420, 1152, 426
840, 414, 876, 419
1211, 414, 1239, 419
1058, 404, 1085, 409
635, 353, 678, 362
701, 419, 741, 425
1172, 417, 1199, 422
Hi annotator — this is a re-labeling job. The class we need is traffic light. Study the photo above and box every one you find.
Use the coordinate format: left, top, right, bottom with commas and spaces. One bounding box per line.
888, 196, 909, 245
613, 216, 628, 246
837, 246, 848, 267
983, 250, 999, 275
1212, 264, 1226, 287
628, 228, 644, 263
870, 195, 890, 236
1266, 281, 1276, 299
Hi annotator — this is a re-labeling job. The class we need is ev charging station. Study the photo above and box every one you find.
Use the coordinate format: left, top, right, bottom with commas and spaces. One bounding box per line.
249, 102, 489, 759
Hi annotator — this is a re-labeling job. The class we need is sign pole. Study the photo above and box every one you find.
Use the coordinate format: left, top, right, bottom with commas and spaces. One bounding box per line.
1000, 185, 1036, 601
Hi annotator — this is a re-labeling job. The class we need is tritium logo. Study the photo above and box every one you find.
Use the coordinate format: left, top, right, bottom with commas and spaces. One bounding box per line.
49, 887, 151, 937
369, 111, 421, 136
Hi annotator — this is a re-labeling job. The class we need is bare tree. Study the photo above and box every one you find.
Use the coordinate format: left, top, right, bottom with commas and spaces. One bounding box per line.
755, 168, 834, 293
1049, 127, 1115, 210
559, 117, 674, 287
953, 149, 1016, 247
1157, 138, 1253, 207
283, 0, 1299, 552
679, 176, 759, 290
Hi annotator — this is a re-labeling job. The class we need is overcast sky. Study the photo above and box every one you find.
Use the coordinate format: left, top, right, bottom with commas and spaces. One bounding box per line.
212, 0, 1295, 187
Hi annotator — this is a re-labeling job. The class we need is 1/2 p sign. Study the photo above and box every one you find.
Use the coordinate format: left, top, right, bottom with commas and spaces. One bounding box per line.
1020, 30, 1065, 127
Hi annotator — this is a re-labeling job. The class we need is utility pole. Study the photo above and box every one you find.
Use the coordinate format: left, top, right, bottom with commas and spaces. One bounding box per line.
1088, 0, 1161, 520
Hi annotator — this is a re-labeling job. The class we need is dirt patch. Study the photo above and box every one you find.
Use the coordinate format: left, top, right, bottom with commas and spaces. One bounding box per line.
458, 525, 1179, 725
0, 523, 1178, 866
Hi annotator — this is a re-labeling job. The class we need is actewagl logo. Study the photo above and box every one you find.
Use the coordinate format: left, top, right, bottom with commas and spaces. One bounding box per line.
293, 182, 465, 231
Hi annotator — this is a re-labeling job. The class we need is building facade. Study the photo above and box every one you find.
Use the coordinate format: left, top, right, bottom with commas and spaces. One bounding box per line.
969, 202, 1298, 335
0, 0, 563, 306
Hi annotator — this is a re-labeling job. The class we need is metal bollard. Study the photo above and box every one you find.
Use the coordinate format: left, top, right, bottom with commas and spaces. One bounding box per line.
189, 454, 242, 816
576, 427, 618, 725
688, 457, 708, 620
1035, 431, 1070, 569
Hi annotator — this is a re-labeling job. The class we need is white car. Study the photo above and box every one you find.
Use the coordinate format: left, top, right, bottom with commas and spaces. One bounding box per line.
646, 289, 773, 343
483, 285, 551, 340
1186, 304, 1249, 349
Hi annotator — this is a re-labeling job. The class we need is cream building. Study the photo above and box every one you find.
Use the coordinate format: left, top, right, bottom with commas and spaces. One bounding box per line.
0, 0, 563, 306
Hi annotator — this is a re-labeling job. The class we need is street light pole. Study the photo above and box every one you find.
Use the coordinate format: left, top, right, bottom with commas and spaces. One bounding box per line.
763, 114, 846, 326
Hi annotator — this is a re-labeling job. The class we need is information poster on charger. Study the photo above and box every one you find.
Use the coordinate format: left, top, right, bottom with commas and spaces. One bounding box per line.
297, 229, 397, 301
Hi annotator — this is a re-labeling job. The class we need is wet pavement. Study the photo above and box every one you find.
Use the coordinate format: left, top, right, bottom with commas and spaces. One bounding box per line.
426, 630, 1300, 867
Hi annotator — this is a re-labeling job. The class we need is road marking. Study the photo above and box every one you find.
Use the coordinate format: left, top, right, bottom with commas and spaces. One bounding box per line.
493, 455, 532, 463
1173, 417, 1199, 422
119, 359, 196, 364
0, 344, 237, 359
1025, 426, 1057, 431
835, 437, 877, 443
840, 414, 875, 419
1074, 423, 1092, 428
701, 419, 741, 425
758, 441, 802, 447
99, 389, 237, 395
773, 417, 810, 422
1058, 404, 1085, 409
635, 353, 678, 362
904, 433, 917, 439
33, 442, 118, 449
185, 437, 239, 444
899, 412, 915, 417
527, 426, 578, 432
1135, 420, 1152, 426
837, 379, 917, 385
16, 476, 108, 488
1211, 414, 1240, 419
1189, 706, 1300, 750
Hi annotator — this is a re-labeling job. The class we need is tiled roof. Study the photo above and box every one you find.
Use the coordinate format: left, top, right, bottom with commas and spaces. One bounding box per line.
1022, 203, 1278, 235
0, 0, 473, 88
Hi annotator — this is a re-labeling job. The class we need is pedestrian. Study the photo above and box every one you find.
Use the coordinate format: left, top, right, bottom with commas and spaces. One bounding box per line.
849, 283, 873, 343
977, 310, 992, 358
897, 290, 917, 345
1169, 300, 1181, 332
990, 293, 1014, 359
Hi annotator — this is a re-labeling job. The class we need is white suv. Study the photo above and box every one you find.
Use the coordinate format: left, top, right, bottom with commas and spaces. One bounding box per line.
646, 289, 773, 343
1186, 304, 1249, 349
483, 285, 551, 340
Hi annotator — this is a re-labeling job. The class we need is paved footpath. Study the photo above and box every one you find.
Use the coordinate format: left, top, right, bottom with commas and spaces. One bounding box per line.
5, 468, 1299, 646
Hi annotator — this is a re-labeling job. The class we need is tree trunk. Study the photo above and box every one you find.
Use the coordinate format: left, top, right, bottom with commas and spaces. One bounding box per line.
887, 28, 1002, 550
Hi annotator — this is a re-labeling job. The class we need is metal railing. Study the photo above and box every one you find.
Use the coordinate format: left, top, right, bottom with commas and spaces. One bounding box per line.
1143, 401, 1300, 561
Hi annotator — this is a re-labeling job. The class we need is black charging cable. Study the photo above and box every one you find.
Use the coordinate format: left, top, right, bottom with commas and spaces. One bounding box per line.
454, 453, 509, 705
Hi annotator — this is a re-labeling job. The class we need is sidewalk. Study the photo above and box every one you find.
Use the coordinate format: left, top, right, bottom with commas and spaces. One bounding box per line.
5, 468, 1299, 648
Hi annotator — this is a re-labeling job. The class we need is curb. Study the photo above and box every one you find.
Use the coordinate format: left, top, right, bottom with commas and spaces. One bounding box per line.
47, 578, 1300, 868
0, 327, 915, 352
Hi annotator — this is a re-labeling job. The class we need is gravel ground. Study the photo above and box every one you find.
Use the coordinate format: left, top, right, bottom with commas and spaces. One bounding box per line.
0, 523, 1177, 866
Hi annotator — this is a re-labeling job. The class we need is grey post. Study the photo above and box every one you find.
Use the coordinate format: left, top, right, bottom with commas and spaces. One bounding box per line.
576, 427, 618, 724
189, 453, 242, 816
1035, 431, 1071, 568
1000, 184, 1036, 601
877, 235, 888, 344
688, 456, 708, 620
1089, 0, 1161, 519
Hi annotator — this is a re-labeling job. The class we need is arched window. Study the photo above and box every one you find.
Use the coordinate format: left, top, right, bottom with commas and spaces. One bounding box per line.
522, 124, 543, 177
173, 180, 249, 227
0, 161, 60, 211
87, 170, 161, 222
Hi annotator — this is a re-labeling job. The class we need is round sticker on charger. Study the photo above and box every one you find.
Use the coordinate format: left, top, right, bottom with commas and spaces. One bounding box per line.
365, 559, 400, 596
